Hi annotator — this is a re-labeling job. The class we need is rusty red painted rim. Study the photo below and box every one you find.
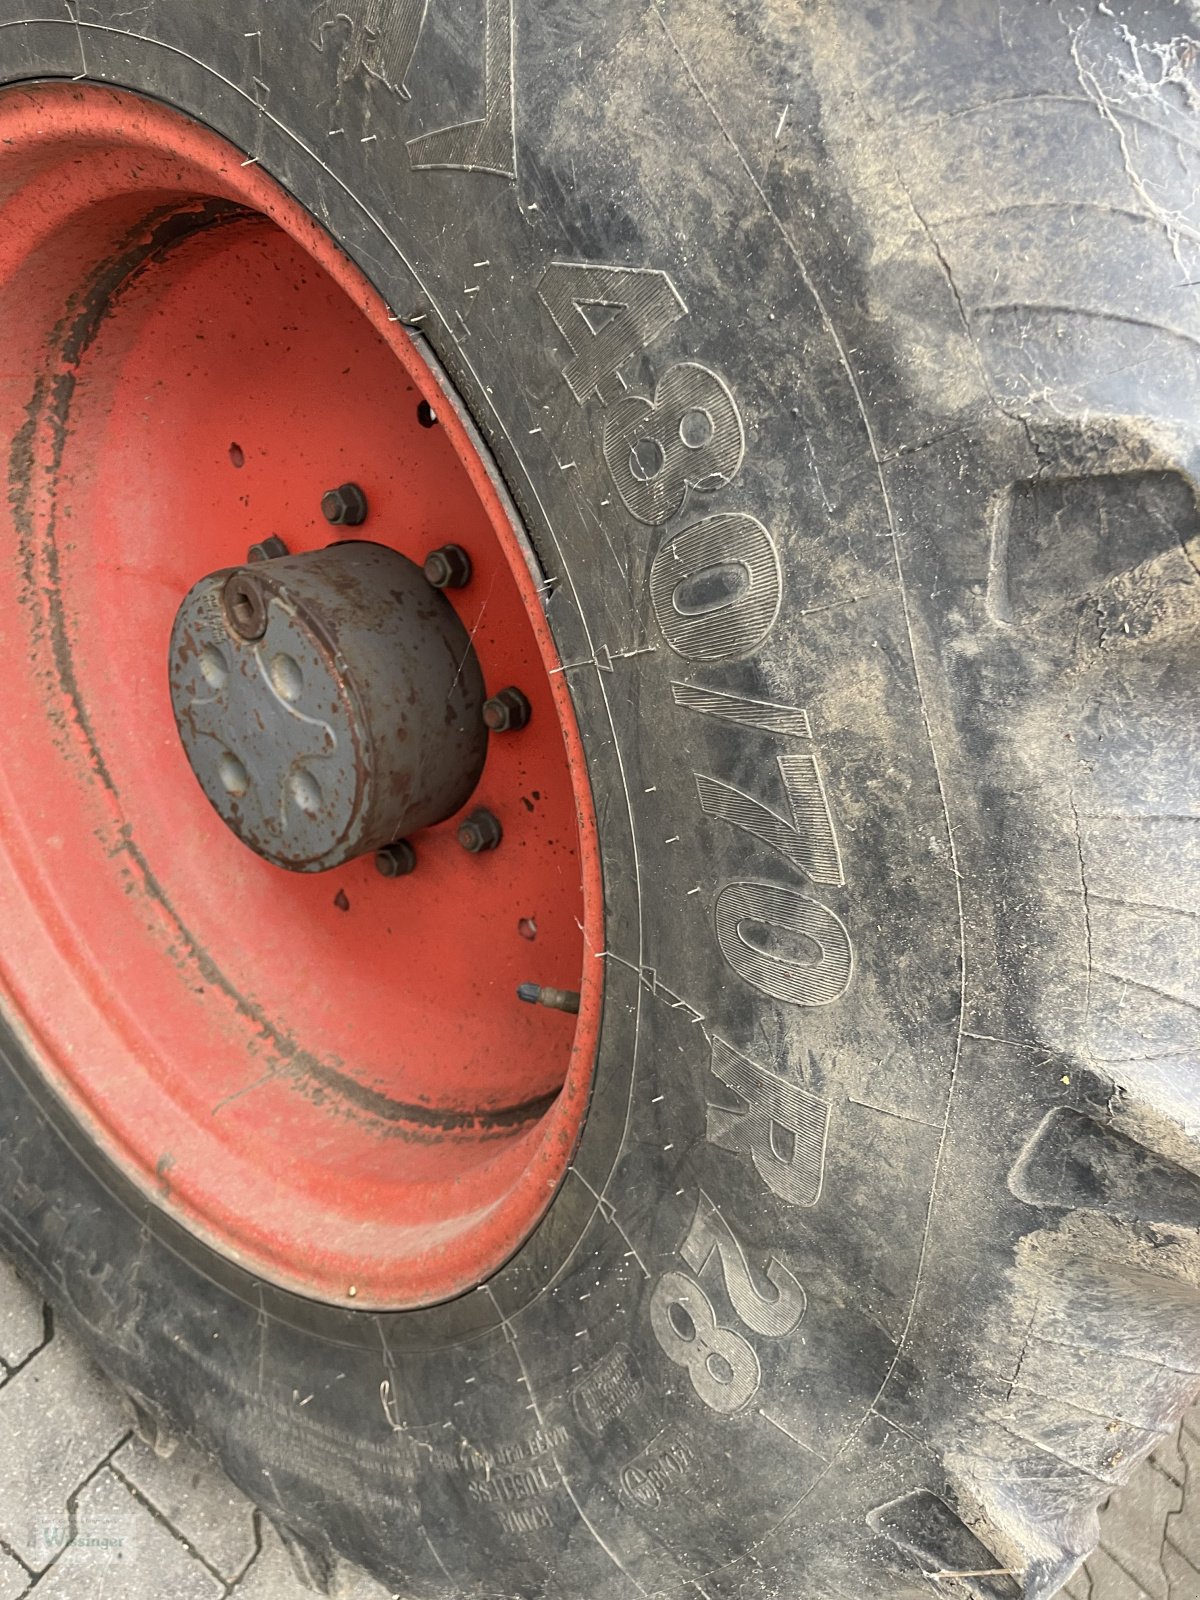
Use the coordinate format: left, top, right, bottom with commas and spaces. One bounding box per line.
0, 82, 603, 1308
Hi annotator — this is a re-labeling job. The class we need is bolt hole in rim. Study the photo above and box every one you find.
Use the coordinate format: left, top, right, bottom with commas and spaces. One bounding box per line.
0, 84, 602, 1308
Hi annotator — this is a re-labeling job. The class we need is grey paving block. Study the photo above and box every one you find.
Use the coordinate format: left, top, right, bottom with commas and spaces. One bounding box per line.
1093, 1465, 1180, 1599
1166, 1412, 1200, 1574
1064, 1407, 1200, 1600
1091, 1545, 1157, 1599
29, 1465, 223, 1600
0, 1547, 30, 1600
0, 1328, 129, 1570
1163, 1542, 1200, 1597
0, 1259, 44, 1370
236, 1522, 398, 1600
112, 1433, 258, 1581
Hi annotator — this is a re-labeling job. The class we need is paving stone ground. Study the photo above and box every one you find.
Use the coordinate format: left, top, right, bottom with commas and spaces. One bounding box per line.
0, 1254, 1195, 1598
1062, 1411, 1200, 1600
0, 1259, 395, 1599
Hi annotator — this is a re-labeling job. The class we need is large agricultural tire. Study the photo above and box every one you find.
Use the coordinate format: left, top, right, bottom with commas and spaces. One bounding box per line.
0, 2, 1197, 1597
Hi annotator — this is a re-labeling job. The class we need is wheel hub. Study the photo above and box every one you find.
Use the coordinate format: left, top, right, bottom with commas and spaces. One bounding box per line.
168, 541, 486, 872
0, 82, 603, 1307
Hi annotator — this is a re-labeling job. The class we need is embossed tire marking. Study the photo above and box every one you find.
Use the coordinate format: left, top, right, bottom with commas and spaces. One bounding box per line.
0, 9, 1197, 1600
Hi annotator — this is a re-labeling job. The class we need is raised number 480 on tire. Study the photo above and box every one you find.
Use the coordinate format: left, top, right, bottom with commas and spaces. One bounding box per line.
0, 3, 1196, 1597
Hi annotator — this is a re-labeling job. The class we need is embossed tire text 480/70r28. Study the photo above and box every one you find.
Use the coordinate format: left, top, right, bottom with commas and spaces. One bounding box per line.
0, 5, 1198, 1599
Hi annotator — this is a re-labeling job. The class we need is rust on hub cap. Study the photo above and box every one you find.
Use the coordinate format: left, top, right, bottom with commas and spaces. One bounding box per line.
169, 542, 487, 873
0, 82, 602, 1309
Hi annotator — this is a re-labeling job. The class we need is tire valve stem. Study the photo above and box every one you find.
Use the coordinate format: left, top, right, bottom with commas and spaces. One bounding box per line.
517, 983, 581, 1015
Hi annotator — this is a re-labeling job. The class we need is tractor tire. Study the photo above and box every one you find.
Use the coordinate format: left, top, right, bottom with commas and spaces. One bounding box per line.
0, 3, 1197, 1598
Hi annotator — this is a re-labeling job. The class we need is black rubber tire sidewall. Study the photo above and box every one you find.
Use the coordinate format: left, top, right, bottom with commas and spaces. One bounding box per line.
2, 6, 1198, 1599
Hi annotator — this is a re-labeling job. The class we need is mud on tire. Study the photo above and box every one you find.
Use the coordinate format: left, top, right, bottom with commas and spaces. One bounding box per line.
0, 4, 1197, 1598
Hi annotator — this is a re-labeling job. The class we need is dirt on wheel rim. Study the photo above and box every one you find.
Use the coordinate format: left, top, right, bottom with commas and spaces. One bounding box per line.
0, 82, 603, 1309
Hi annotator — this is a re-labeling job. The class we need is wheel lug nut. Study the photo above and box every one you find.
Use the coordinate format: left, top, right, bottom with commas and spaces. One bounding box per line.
482, 687, 531, 732
375, 840, 416, 878
222, 571, 268, 641
423, 544, 472, 589
321, 482, 368, 526
457, 808, 502, 854
247, 534, 289, 563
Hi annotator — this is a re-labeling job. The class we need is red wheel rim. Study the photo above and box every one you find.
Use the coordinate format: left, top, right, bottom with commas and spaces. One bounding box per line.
0, 83, 603, 1308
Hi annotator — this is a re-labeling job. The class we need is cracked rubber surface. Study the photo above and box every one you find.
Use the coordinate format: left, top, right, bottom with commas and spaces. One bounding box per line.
0, 3, 1197, 1597
1, 1235, 1194, 1599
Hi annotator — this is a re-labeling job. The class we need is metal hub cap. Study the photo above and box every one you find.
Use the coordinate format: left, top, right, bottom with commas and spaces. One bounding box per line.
0, 84, 603, 1309
170, 543, 486, 871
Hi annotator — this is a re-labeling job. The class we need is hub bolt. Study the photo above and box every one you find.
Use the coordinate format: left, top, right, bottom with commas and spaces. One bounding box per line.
321, 482, 369, 527
482, 687, 531, 733
375, 840, 417, 878
457, 808, 502, 854
247, 535, 289, 563
222, 571, 268, 641
423, 544, 472, 590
